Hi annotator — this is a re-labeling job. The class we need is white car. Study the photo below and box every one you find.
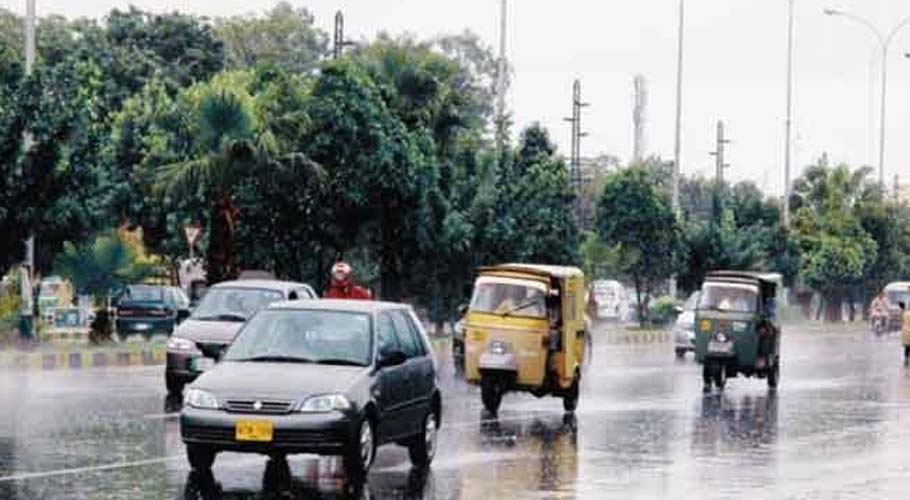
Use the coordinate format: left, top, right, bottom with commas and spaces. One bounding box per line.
589, 280, 629, 322
673, 292, 701, 358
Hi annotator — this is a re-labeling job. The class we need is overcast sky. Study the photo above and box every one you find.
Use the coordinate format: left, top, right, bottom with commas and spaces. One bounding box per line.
4, 0, 910, 195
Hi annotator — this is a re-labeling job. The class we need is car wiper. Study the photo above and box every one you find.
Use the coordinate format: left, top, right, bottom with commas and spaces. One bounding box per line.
503, 299, 543, 317
313, 358, 366, 367
235, 355, 315, 363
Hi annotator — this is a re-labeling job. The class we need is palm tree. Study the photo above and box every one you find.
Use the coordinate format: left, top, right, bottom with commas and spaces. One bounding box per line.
156, 89, 261, 283
156, 88, 323, 284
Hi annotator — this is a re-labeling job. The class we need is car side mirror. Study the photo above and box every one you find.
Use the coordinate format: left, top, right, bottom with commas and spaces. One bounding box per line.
458, 304, 469, 317
378, 350, 407, 368
674, 305, 684, 314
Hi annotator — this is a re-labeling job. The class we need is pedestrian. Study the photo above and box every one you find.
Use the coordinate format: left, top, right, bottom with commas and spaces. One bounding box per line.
324, 262, 373, 300
901, 302, 910, 366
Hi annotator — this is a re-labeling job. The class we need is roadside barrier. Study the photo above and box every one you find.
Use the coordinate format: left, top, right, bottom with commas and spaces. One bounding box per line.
0, 345, 166, 371
596, 329, 671, 345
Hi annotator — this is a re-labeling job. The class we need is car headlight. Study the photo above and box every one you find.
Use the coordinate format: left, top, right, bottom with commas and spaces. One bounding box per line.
167, 337, 196, 351
299, 394, 351, 413
489, 340, 510, 355
184, 389, 219, 410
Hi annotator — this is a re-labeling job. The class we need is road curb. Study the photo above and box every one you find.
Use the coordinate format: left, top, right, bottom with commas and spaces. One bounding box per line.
0, 346, 166, 371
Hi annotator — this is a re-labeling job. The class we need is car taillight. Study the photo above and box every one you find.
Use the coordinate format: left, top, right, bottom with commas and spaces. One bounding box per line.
148, 309, 174, 317
117, 309, 132, 317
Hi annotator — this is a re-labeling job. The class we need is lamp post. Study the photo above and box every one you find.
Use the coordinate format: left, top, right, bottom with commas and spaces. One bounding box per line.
824, 8, 910, 189
783, 0, 794, 227
669, 0, 685, 299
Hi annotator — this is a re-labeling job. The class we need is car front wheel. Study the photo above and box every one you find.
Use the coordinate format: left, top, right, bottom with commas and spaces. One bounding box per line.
408, 411, 438, 468
344, 418, 376, 479
186, 444, 216, 471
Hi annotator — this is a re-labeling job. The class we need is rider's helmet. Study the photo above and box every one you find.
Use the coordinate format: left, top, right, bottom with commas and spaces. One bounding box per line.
331, 262, 352, 283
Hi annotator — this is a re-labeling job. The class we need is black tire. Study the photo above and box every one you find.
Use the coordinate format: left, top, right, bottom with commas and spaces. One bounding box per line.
186, 445, 216, 471
343, 418, 376, 479
562, 376, 580, 413
768, 360, 779, 389
715, 364, 726, 390
165, 373, 184, 395
702, 364, 713, 392
408, 411, 439, 469
480, 375, 503, 415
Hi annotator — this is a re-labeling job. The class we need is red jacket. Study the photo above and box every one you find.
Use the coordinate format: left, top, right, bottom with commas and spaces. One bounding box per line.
324, 279, 373, 300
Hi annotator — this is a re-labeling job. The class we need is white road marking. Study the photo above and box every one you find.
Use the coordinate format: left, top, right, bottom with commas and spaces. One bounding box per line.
0, 455, 183, 483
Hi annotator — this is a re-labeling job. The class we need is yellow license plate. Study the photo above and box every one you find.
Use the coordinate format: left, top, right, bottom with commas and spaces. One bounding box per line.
235, 420, 274, 442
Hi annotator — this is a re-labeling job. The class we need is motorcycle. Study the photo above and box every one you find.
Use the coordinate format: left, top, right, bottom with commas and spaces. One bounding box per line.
871, 314, 888, 337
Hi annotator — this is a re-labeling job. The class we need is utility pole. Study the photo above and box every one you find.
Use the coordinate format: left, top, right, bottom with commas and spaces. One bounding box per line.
710, 120, 730, 221
563, 80, 589, 220
783, 0, 794, 227
21, 0, 36, 341
632, 75, 648, 164
710, 121, 730, 183
494, 0, 508, 169
333, 11, 355, 59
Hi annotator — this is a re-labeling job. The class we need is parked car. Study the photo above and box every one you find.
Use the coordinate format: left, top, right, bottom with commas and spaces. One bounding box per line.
180, 299, 442, 479
115, 285, 191, 339
587, 280, 629, 322
165, 280, 316, 394
673, 291, 701, 358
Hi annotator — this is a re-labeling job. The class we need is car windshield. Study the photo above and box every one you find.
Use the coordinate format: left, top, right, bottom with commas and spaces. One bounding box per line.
121, 286, 164, 303
224, 309, 372, 366
470, 280, 547, 318
698, 283, 759, 313
191, 287, 284, 321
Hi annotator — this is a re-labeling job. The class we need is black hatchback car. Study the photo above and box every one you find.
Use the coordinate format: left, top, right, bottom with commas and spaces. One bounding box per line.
180, 300, 442, 478
115, 285, 191, 338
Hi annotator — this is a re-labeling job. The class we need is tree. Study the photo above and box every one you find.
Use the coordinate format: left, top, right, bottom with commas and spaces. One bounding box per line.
215, 2, 328, 73
596, 167, 680, 325
791, 160, 879, 322
303, 60, 429, 299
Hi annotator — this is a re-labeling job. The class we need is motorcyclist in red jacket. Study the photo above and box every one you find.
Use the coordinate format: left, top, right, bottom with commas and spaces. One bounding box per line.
324, 262, 373, 300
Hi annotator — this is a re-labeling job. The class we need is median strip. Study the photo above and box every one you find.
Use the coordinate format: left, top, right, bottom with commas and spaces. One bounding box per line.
0, 345, 167, 371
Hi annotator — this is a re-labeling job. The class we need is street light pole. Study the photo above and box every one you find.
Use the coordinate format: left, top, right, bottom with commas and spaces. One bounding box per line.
20, 0, 36, 341
672, 0, 685, 216
783, 0, 794, 227
824, 9, 910, 189
669, 0, 685, 299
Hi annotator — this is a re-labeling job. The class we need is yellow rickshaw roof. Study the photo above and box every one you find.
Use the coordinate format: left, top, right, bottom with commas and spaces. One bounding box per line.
478, 263, 584, 279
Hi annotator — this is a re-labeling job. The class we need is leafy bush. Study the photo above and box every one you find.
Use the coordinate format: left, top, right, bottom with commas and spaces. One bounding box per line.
649, 296, 683, 327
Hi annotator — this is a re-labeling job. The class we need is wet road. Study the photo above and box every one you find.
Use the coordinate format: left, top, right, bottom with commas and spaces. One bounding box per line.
3, 327, 910, 499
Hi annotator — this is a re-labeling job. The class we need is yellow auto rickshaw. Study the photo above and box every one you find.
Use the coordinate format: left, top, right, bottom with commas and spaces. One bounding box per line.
463, 264, 587, 414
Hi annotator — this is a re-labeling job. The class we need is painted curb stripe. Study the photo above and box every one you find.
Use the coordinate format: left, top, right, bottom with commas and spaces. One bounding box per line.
0, 348, 167, 371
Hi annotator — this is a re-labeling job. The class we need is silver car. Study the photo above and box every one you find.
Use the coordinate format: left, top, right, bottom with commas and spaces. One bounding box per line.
673, 292, 700, 359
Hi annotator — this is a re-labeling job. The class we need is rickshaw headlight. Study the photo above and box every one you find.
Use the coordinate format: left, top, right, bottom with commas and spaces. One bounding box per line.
715, 333, 728, 343
489, 341, 510, 355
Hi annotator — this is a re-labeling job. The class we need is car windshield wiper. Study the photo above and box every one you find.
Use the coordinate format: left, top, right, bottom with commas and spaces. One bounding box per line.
503, 299, 543, 317
313, 358, 366, 367
194, 313, 248, 322
233, 355, 315, 363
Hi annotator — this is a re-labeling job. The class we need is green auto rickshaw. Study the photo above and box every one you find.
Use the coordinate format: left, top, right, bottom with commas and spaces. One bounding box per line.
694, 271, 782, 392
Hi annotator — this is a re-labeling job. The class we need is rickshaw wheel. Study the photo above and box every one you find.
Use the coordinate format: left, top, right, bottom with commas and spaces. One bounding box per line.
481, 375, 503, 414
562, 376, 580, 413
714, 364, 726, 390
767, 360, 779, 389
